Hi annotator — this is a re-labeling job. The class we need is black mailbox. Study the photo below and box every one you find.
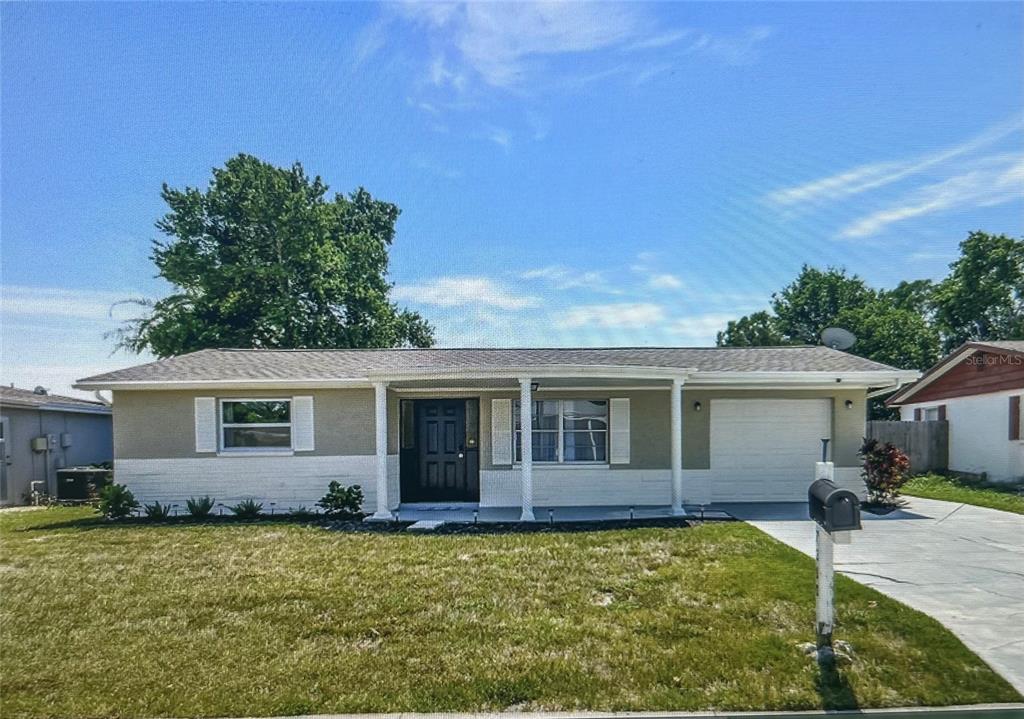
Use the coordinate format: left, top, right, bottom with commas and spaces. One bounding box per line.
808, 478, 861, 532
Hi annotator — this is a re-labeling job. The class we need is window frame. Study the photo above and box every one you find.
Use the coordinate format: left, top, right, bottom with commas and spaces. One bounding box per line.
922, 406, 940, 421
513, 398, 609, 465
218, 398, 294, 454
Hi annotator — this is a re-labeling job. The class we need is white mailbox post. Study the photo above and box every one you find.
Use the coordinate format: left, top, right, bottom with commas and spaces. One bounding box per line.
808, 459, 862, 651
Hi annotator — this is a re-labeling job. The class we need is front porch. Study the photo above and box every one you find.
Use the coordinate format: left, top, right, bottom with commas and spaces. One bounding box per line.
367, 370, 694, 522
374, 503, 734, 524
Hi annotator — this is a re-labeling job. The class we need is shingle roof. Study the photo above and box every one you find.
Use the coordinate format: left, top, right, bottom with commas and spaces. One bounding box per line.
0, 385, 111, 412
76, 346, 903, 385
973, 340, 1024, 353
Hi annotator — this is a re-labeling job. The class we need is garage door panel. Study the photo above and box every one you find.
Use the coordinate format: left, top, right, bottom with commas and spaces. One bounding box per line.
710, 399, 831, 502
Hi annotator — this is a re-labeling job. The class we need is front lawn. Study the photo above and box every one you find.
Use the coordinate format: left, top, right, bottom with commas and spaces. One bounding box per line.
903, 473, 1024, 515
0, 508, 1018, 718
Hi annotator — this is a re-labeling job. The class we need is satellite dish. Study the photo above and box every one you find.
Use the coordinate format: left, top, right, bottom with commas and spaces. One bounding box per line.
821, 327, 856, 350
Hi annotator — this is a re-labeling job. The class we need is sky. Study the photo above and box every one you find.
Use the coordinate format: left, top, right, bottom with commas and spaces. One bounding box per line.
2, 2, 1023, 398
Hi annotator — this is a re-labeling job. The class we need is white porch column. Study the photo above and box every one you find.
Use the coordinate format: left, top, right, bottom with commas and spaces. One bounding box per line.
519, 377, 535, 522
372, 381, 392, 520
671, 377, 686, 516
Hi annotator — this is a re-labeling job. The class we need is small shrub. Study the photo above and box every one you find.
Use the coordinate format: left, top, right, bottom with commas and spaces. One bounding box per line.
186, 496, 216, 518
98, 483, 139, 519
290, 505, 315, 519
859, 438, 911, 505
143, 501, 172, 520
230, 498, 263, 519
317, 481, 364, 518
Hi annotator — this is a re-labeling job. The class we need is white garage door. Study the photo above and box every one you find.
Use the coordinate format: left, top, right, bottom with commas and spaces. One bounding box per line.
710, 399, 831, 502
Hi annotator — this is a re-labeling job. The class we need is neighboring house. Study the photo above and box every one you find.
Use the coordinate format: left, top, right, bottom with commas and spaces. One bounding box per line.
0, 386, 113, 505
888, 340, 1024, 483
75, 347, 916, 518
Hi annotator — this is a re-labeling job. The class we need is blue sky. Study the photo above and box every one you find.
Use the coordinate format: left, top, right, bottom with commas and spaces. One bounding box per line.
2, 2, 1023, 396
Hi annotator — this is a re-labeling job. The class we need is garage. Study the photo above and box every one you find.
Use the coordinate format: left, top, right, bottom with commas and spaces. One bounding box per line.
709, 398, 832, 501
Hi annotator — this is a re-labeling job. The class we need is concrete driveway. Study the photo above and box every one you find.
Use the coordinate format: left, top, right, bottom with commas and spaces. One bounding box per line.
727, 497, 1024, 694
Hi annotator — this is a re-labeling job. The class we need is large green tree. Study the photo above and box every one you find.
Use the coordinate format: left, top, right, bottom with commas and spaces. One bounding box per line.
115, 154, 433, 357
932, 231, 1024, 352
770, 265, 877, 344
717, 266, 941, 372
715, 311, 790, 347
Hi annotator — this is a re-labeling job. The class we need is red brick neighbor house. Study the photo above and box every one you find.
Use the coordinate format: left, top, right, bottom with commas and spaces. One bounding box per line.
888, 341, 1024, 483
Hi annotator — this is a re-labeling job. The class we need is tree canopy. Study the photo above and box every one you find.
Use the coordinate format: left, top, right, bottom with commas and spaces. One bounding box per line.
115, 154, 433, 357
716, 231, 1023, 371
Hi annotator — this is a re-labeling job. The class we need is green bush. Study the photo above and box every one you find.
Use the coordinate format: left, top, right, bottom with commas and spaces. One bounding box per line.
143, 501, 172, 520
98, 483, 139, 520
229, 499, 263, 519
317, 481, 364, 518
186, 496, 216, 518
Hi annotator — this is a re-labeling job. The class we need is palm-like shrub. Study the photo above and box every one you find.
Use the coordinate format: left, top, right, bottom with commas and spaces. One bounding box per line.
143, 501, 172, 520
229, 499, 263, 519
186, 496, 216, 518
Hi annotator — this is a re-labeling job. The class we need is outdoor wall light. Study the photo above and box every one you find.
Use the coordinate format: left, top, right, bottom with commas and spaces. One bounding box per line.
693, 401, 702, 412
531, 382, 540, 392
844, 399, 854, 409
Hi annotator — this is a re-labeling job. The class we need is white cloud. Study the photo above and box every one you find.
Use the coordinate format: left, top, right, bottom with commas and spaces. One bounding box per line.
392, 276, 538, 310
557, 302, 664, 329
767, 115, 1024, 207
485, 126, 512, 151
840, 153, 1024, 238
519, 265, 617, 293
626, 29, 693, 52
685, 26, 773, 66
647, 273, 684, 290
401, 2, 645, 88
0, 285, 145, 321
666, 313, 736, 342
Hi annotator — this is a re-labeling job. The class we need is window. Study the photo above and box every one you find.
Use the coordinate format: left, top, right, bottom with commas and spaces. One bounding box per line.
514, 399, 608, 463
922, 407, 940, 421
220, 400, 291, 450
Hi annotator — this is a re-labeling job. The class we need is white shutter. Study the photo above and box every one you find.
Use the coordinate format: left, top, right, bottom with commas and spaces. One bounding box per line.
609, 398, 630, 465
491, 398, 513, 465
194, 397, 217, 453
292, 396, 315, 451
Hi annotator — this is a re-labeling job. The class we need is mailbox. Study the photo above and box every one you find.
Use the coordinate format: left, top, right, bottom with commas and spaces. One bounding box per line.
808, 478, 861, 533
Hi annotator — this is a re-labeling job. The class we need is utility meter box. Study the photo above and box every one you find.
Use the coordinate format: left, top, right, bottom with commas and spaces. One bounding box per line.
808, 478, 862, 533
60, 433, 73, 448
30, 436, 49, 452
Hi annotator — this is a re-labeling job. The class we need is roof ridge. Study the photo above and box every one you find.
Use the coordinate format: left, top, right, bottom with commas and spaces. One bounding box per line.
207, 345, 823, 353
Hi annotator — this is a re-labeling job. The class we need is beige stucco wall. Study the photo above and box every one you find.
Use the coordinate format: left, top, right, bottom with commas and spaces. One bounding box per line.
112, 386, 866, 468
681, 389, 865, 468
112, 388, 376, 459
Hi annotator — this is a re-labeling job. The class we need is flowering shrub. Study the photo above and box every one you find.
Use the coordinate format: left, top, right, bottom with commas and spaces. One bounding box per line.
859, 438, 911, 504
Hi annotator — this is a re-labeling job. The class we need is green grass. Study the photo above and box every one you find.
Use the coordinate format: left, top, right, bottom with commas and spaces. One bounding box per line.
903, 473, 1024, 515
0, 508, 1018, 718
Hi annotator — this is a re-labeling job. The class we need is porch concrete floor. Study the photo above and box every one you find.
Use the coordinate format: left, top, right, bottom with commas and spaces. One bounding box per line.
381, 504, 731, 523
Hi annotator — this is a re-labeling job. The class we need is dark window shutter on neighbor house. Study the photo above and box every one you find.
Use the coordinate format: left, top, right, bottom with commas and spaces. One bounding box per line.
1010, 396, 1021, 441
937, 404, 947, 421
914, 408, 922, 421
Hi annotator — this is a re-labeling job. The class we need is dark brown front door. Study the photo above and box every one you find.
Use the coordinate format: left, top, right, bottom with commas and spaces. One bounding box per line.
402, 399, 479, 502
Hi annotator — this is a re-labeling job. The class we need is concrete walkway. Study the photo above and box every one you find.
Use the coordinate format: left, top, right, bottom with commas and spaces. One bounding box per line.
729, 498, 1024, 694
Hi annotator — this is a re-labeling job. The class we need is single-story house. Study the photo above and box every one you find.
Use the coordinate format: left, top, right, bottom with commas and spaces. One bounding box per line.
0, 385, 113, 505
888, 340, 1024, 483
74, 347, 917, 518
